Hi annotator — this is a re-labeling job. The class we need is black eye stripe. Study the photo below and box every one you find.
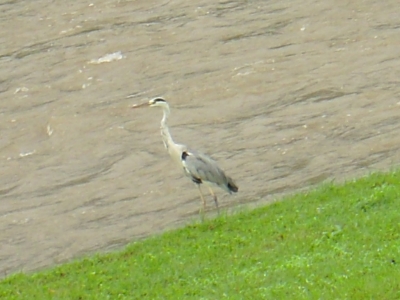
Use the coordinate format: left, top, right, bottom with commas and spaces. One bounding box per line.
181, 151, 189, 160
153, 97, 166, 103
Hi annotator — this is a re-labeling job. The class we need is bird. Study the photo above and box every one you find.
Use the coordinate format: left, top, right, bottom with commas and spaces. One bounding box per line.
132, 97, 238, 215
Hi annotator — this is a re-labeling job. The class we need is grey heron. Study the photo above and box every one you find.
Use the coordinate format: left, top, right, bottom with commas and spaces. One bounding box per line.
132, 97, 238, 214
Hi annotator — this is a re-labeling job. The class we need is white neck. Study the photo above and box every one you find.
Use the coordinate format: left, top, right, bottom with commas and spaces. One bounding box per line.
160, 105, 174, 149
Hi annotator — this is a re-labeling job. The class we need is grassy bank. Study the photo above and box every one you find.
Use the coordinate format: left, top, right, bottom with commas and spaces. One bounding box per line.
1, 171, 400, 299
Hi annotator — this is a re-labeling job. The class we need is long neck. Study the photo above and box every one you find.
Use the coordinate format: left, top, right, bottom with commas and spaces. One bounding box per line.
160, 105, 174, 149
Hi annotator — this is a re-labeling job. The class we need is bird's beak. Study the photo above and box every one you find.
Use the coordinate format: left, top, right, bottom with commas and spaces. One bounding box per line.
131, 102, 150, 109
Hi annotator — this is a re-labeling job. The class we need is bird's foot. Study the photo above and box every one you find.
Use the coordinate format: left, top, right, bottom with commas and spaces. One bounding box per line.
213, 196, 220, 215
199, 207, 206, 222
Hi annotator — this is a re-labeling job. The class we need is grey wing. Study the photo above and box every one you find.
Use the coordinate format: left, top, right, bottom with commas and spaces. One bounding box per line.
181, 150, 238, 193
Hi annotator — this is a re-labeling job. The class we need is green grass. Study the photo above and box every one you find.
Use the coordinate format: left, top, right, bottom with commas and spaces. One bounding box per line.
2, 171, 400, 299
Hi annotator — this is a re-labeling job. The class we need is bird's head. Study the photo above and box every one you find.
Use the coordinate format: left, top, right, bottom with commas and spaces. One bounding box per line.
149, 97, 168, 107
132, 97, 169, 109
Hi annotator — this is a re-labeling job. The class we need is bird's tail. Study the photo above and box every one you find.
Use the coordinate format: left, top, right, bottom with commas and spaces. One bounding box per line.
226, 177, 238, 193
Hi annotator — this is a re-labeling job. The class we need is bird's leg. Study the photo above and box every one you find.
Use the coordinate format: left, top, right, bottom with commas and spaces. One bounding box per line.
197, 185, 206, 217
208, 187, 220, 215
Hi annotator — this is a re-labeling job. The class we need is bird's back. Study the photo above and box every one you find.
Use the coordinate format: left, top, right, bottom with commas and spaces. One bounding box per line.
181, 149, 238, 194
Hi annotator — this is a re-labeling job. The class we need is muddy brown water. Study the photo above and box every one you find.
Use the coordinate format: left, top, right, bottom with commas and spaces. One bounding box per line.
1, 0, 400, 277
